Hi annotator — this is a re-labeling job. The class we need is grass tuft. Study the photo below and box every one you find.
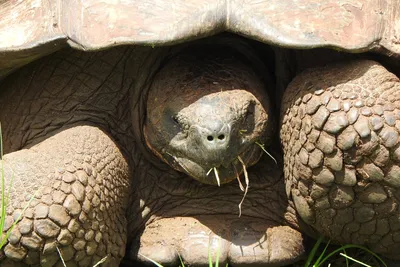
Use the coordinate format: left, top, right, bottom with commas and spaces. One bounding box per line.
305, 237, 387, 267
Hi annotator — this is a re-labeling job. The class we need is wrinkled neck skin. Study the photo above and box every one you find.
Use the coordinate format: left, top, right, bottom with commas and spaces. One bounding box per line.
142, 44, 273, 185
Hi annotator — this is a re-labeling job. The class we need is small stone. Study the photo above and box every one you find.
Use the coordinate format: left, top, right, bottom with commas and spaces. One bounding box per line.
76, 170, 88, 186
379, 126, 399, 148
298, 179, 310, 196
3, 216, 13, 232
308, 149, 323, 169
20, 232, 43, 250
360, 107, 372, 116
58, 246, 75, 261
383, 102, 395, 111
24, 251, 40, 265
321, 91, 332, 105
333, 90, 341, 99
292, 189, 315, 224
306, 95, 322, 114
60, 182, 71, 194
314, 196, 330, 210
34, 219, 60, 238
4, 243, 27, 261
301, 115, 312, 134
43, 240, 57, 255
310, 183, 329, 199
82, 199, 92, 213
48, 204, 70, 226
323, 111, 349, 134
329, 185, 354, 209
366, 98, 375, 107
376, 219, 390, 236
85, 230, 95, 241
312, 106, 330, 129
298, 148, 309, 165
337, 126, 358, 150
8, 227, 21, 245
64, 194, 82, 216
334, 208, 354, 225
325, 149, 343, 171
347, 107, 359, 124
68, 219, 81, 233
358, 131, 379, 155
52, 191, 67, 204
73, 239, 86, 251
302, 94, 312, 103
359, 220, 377, 235
83, 164, 93, 176
313, 167, 334, 185
72, 182, 86, 202
353, 116, 371, 138
393, 145, 400, 162
386, 165, 400, 187
86, 241, 98, 256
354, 100, 364, 108
316, 131, 336, 154
40, 252, 59, 266
75, 250, 86, 261
18, 218, 33, 235
370, 116, 384, 131
370, 145, 389, 167
95, 232, 102, 243
63, 172, 76, 183
359, 184, 388, 204
373, 105, 384, 115
335, 167, 357, 186
357, 161, 384, 182
355, 206, 375, 223
76, 229, 85, 239
58, 229, 74, 245
92, 195, 101, 207
41, 195, 53, 206
326, 97, 341, 112
383, 111, 396, 126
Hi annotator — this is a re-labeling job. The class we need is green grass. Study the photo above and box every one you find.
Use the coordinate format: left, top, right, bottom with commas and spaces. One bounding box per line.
142, 236, 387, 267
304, 236, 387, 267
140, 237, 228, 267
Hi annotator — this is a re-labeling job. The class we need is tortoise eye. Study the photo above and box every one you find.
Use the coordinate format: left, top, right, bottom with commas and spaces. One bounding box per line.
172, 115, 180, 126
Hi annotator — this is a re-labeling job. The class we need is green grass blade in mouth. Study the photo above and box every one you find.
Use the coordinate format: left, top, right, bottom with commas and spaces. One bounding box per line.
255, 141, 277, 164
213, 167, 221, 187
237, 156, 249, 218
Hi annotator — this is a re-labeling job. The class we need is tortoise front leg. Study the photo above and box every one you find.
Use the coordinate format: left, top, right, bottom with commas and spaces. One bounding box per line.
0, 125, 130, 267
281, 60, 400, 259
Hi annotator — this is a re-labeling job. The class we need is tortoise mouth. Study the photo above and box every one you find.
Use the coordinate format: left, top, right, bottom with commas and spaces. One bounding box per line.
168, 143, 262, 185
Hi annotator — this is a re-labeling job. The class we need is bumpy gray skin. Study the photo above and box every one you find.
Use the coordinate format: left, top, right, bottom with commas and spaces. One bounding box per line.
281, 60, 400, 259
0, 45, 304, 267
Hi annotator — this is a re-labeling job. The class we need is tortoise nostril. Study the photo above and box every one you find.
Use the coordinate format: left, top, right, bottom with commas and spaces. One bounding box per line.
218, 134, 225, 140
207, 135, 214, 141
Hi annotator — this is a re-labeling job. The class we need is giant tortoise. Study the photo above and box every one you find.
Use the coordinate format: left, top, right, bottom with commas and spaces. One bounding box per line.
0, 0, 400, 266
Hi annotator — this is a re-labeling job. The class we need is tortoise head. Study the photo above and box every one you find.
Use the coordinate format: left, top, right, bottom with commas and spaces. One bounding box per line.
144, 46, 272, 185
